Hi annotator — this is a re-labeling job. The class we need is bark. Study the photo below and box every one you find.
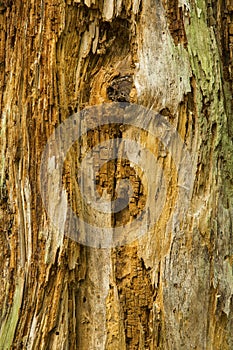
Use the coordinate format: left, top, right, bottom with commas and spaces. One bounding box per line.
0, 0, 233, 349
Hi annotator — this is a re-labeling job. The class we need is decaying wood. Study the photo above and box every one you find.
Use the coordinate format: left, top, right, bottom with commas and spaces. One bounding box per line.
0, 0, 232, 349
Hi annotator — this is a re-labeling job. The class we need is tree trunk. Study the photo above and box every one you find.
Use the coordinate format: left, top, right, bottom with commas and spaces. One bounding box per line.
0, 0, 233, 349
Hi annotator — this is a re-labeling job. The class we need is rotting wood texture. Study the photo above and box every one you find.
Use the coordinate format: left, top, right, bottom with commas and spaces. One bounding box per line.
0, 0, 233, 349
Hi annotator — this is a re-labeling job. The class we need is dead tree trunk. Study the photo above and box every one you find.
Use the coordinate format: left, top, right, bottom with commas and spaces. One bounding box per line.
0, 0, 233, 349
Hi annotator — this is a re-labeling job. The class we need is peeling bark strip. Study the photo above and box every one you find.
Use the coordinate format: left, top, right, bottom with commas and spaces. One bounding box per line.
0, 1, 233, 349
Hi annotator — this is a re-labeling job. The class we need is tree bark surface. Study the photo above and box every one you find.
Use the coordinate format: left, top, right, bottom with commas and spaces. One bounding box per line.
0, 0, 233, 349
